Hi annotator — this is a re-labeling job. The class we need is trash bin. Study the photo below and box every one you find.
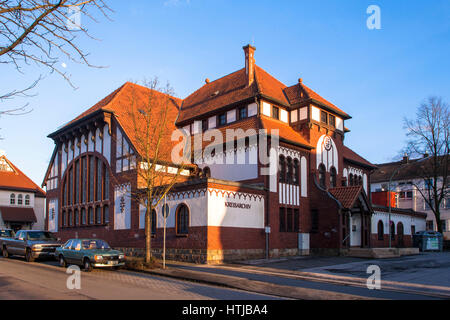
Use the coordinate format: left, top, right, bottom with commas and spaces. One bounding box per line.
413, 231, 443, 252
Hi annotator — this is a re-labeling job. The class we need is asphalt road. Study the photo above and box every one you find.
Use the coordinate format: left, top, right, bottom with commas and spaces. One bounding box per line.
0, 256, 280, 300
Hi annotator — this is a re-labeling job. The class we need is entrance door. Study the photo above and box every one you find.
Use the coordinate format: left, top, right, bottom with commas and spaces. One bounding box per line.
361, 213, 371, 248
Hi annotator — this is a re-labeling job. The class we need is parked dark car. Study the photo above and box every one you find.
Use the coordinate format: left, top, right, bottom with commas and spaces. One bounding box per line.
1, 230, 62, 262
0, 229, 14, 238
56, 239, 125, 272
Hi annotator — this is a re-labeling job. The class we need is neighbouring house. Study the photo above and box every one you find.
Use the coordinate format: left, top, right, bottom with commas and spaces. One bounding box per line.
43, 45, 419, 263
0, 151, 46, 231
371, 154, 450, 240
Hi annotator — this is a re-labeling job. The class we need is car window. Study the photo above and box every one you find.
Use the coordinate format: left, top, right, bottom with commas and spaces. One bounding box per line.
0, 230, 13, 237
26, 231, 57, 241
73, 240, 81, 251
81, 239, 111, 250
63, 240, 73, 249
16, 231, 24, 240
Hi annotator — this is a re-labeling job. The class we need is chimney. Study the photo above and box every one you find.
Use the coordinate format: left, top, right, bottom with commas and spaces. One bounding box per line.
205, 78, 210, 84
402, 153, 409, 164
243, 44, 256, 86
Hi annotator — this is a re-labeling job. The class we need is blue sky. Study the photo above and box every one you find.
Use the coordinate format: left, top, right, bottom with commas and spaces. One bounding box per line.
1, 0, 449, 185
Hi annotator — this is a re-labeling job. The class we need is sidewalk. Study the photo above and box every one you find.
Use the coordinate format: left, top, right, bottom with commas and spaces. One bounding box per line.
134, 264, 375, 300
134, 254, 450, 300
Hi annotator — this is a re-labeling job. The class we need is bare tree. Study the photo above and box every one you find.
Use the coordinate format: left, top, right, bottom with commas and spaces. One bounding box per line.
1, 0, 112, 113
119, 78, 189, 264
403, 96, 449, 233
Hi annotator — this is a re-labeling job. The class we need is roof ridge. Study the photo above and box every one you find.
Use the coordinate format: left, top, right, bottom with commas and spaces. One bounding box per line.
182, 68, 245, 104
0, 155, 45, 195
254, 65, 288, 88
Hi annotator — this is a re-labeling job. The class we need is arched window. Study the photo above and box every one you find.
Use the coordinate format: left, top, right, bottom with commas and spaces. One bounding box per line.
62, 210, 67, 226
10, 194, 15, 205
293, 159, 300, 185
390, 222, 395, 241
286, 157, 293, 184
25, 195, 30, 205
203, 167, 211, 178
349, 174, 354, 186
74, 209, 79, 226
397, 222, 404, 244
17, 194, 23, 205
330, 167, 337, 188
176, 204, 189, 235
152, 209, 157, 235
279, 155, 286, 183
96, 206, 101, 224
81, 208, 86, 225
103, 205, 109, 224
358, 176, 362, 186
318, 164, 326, 188
377, 220, 384, 240
61, 154, 110, 228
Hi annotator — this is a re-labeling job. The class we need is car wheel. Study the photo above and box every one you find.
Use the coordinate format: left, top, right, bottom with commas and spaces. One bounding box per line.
59, 255, 67, 268
83, 258, 92, 272
25, 249, 35, 262
2, 247, 9, 258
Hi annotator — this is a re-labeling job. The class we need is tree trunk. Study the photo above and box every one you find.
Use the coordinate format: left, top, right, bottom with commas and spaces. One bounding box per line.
435, 210, 443, 234
145, 205, 152, 263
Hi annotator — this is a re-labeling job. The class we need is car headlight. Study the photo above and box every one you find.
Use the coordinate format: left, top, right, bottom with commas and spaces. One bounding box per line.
119, 254, 125, 260
32, 245, 42, 251
94, 255, 103, 262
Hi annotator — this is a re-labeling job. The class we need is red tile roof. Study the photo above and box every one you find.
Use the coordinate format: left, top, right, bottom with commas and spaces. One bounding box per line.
0, 206, 37, 223
259, 116, 312, 149
254, 66, 290, 105
190, 116, 313, 151
343, 146, 376, 169
178, 68, 257, 124
329, 186, 364, 209
54, 82, 183, 163
0, 156, 46, 197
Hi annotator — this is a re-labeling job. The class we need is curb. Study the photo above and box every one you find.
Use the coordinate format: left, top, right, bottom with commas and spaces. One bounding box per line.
125, 266, 377, 300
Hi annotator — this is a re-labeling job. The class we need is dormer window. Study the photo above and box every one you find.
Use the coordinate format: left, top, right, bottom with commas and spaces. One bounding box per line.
202, 119, 208, 132
321, 111, 328, 124
329, 114, 336, 128
218, 113, 226, 126
238, 106, 247, 120
25, 195, 30, 206
17, 194, 23, 205
272, 106, 279, 120
10, 193, 15, 205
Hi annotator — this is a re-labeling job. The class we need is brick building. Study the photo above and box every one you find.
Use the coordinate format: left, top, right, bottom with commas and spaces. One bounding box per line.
43, 45, 410, 262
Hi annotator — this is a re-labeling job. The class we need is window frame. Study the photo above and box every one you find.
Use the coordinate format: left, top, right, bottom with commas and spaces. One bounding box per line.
176, 204, 189, 236
330, 167, 337, 188
272, 106, 279, 120
218, 113, 227, 126
318, 164, 326, 188
61, 154, 111, 228
320, 111, 328, 124
377, 220, 384, 241
238, 106, 247, 120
